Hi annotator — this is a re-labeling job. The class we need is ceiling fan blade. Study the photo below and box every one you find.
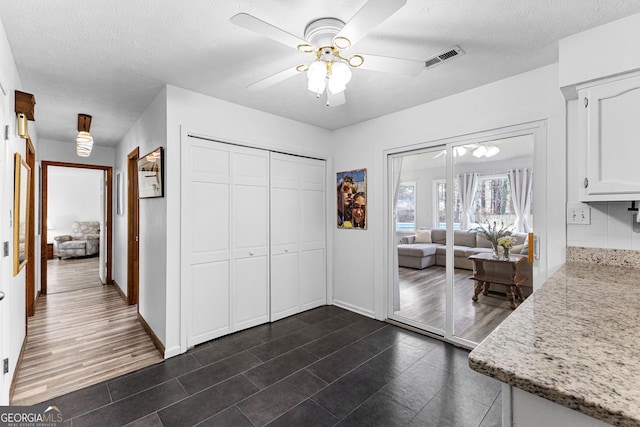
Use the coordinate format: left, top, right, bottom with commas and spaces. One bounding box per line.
327, 91, 346, 107
358, 54, 424, 76
231, 13, 308, 50
335, 0, 406, 47
246, 66, 301, 90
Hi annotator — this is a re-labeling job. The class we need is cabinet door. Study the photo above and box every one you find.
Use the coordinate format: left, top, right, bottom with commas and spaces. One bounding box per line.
579, 73, 640, 200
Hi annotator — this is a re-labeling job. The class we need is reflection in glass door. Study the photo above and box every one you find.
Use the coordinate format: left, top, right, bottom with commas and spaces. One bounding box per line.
390, 134, 535, 345
391, 147, 447, 335
451, 135, 534, 343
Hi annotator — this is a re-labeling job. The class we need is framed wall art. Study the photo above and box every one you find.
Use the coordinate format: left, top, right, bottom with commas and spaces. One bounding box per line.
14, 153, 32, 275
138, 147, 164, 198
337, 168, 367, 229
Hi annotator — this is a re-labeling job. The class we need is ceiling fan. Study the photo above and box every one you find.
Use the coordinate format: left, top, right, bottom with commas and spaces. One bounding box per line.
230, 0, 426, 106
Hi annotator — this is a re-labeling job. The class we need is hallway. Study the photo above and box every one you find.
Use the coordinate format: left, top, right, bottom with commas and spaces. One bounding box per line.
11, 257, 162, 405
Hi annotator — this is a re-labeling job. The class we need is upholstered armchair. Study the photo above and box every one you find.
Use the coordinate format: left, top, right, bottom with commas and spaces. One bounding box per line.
54, 221, 100, 259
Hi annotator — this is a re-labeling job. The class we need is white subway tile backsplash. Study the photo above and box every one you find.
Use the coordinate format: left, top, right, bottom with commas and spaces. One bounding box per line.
570, 202, 640, 251
608, 235, 632, 250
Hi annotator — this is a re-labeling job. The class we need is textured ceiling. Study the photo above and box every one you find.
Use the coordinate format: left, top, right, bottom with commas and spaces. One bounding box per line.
2, 1, 640, 147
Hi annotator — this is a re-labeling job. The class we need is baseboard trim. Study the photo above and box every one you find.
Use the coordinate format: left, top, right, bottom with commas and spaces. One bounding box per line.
331, 299, 375, 319
9, 337, 27, 402
137, 313, 165, 358
111, 279, 127, 302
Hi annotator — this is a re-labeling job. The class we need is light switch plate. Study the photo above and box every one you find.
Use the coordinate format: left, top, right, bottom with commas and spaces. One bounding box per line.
567, 203, 591, 225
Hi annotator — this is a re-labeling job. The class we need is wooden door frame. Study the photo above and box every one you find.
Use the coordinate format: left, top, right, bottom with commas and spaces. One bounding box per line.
127, 148, 139, 305
40, 161, 113, 295
26, 138, 36, 318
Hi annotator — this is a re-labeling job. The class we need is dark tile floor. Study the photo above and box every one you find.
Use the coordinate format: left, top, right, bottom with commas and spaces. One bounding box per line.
36, 306, 501, 426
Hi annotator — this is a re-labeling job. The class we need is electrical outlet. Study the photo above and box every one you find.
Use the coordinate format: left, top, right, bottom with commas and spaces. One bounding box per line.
567, 205, 591, 224
3, 358, 8, 374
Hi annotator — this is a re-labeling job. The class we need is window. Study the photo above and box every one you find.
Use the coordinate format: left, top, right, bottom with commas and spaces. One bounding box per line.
435, 174, 524, 229
396, 182, 416, 230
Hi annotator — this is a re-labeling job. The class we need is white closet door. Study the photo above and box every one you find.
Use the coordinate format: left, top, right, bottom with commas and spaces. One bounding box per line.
299, 158, 326, 310
183, 140, 231, 346
232, 147, 270, 331
270, 153, 300, 321
270, 153, 326, 321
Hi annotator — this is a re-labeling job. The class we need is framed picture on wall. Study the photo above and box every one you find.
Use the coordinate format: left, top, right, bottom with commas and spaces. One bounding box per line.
138, 147, 163, 198
337, 168, 366, 229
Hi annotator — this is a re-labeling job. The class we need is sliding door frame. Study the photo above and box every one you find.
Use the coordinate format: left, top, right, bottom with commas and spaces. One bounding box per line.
384, 120, 547, 349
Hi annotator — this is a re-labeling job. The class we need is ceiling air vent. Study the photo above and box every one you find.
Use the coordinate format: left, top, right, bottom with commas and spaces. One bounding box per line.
424, 45, 464, 69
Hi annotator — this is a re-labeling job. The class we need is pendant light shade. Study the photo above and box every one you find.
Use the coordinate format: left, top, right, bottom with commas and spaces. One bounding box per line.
328, 61, 351, 94
76, 114, 93, 157
307, 61, 327, 95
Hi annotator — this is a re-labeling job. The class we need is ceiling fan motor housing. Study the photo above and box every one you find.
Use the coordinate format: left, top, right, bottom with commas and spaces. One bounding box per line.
304, 18, 345, 49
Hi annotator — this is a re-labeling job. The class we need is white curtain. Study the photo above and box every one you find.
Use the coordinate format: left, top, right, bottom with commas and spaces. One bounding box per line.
508, 168, 533, 232
457, 173, 478, 230
392, 157, 403, 312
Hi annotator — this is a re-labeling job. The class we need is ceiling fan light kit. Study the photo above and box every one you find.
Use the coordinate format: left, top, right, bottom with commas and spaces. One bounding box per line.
230, 0, 428, 107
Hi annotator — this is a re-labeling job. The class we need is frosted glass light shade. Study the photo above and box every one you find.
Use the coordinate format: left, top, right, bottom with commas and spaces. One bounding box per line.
328, 62, 352, 94
307, 61, 327, 94
76, 131, 93, 157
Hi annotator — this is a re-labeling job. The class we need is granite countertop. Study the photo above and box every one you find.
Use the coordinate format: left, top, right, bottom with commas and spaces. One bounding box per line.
468, 259, 640, 427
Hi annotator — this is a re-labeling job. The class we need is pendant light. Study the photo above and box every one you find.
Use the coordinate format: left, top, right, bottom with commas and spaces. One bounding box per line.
76, 114, 93, 157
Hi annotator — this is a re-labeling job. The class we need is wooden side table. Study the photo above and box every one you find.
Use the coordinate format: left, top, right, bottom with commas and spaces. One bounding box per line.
469, 252, 527, 309
47, 243, 54, 260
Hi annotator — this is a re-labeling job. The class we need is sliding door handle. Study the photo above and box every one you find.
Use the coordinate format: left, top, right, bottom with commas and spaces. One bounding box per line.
0, 291, 5, 301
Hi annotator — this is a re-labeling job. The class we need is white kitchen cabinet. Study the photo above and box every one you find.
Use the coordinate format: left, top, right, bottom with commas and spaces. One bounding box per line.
578, 71, 640, 201
270, 153, 326, 321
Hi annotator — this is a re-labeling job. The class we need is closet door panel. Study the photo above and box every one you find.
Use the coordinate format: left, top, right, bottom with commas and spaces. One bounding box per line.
270, 186, 300, 254
189, 182, 229, 264
234, 256, 269, 330
271, 154, 300, 188
300, 249, 326, 309
184, 140, 232, 347
300, 188, 324, 251
232, 147, 269, 332
233, 184, 269, 256
189, 261, 230, 346
271, 252, 299, 321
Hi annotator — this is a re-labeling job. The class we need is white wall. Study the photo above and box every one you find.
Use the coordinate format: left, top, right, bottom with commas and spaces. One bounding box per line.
48, 167, 102, 247
115, 87, 167, 342
0, 17, 39, 405
331, 64, 566, 320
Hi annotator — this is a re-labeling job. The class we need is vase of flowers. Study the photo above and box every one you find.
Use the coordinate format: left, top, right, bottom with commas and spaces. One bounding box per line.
472, 222, 513, 259
498, 235, 515, 259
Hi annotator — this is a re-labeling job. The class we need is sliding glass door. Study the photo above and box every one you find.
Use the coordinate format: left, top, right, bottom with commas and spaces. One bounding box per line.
389, 133, 535, 346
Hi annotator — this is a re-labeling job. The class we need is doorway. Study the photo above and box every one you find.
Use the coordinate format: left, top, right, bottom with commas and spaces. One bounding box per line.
388, 124, 541, 347
40, 161, 112, 295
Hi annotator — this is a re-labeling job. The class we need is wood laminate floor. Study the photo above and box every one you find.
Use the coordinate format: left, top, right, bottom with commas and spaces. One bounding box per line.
10, 257, 163, 406
395, 266, 515, 343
